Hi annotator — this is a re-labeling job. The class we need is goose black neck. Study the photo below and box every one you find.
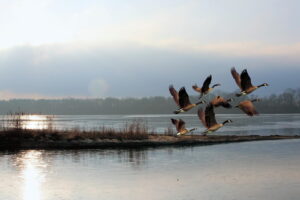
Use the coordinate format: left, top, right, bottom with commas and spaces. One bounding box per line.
258, 83, 268, 88
196, 101, 205, 105
222, 120, 230, 125
212, 84, 221, 88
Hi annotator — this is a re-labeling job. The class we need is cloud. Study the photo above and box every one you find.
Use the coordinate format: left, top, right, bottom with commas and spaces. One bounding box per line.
0, 0, 299, 58
195, 42, 300, 58
0, 43, 299, 99
1, 0, 299, 99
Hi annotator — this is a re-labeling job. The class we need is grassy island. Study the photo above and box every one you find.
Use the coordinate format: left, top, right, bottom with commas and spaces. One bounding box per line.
1, 127, 299, 150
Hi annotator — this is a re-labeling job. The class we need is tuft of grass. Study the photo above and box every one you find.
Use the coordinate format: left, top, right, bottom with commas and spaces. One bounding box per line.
0, 114, 151, 141
66, 121, 150, 140
5, 112, 24, 130
163, 125, 175, 136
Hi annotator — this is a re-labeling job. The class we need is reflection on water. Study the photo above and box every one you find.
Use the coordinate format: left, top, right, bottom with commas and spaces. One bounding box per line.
21, 115, 48, 130
0, 114, 53, 130
1, 140, 300, 200
20, 151, 46, 200
56, 149, 148, 168
11, 151, 48, 200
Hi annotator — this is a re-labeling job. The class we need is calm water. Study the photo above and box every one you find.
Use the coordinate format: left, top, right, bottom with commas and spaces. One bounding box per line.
1, 114, 300, 135
1, 139, 300, 200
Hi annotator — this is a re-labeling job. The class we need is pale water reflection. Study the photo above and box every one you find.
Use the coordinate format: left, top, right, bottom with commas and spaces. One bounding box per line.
0, 114, 52, 130
13, 151, 48, 200
8, 150, 48, 200
21, 115, 49, 130
0, 140, 300, 200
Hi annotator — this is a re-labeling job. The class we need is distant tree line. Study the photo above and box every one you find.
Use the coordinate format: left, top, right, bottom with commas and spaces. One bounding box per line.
0, 88, 299, 115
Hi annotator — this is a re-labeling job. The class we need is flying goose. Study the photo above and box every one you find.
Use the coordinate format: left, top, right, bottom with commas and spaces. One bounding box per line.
210, 96, 233, 108
192, 75, 221, 99
235, 99, 260, 116
231, 67, 268, 97
198, 104, 232, 135
169, 85, 205, 114
171, 118, 196, 136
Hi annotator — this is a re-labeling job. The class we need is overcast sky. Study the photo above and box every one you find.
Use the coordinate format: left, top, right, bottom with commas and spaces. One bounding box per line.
0, 0, 299, 99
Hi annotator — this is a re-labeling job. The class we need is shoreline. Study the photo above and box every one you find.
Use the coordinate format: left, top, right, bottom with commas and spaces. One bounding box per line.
1, 132, 300, 150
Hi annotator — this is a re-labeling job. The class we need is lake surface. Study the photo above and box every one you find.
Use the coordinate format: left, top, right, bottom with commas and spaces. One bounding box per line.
1, 114, 300, 135
1, 139, 300, 200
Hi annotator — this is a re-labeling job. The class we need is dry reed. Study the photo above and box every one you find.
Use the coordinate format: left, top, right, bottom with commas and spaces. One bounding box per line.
0, 114, 154, 141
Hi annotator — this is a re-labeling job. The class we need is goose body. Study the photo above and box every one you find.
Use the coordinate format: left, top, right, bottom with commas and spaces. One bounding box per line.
204, 123, 225, 134
169, 85, 205, 114
210, 96, 233, 108
231, 67, 268, 97
236, 99, 260, 116
198, 104, 232, 135
171, 118, 197, 136
192, 75, 221, 99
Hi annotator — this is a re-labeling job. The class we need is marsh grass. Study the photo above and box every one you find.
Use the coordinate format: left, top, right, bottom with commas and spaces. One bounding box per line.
0, 114, 298, 150
163, 125, 175, 136
0, 113, 165, 141
5, 112, 24, 130
64, 121, 151, 140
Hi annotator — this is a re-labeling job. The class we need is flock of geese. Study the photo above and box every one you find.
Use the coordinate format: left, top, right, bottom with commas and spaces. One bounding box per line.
170, 67, 269, 136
